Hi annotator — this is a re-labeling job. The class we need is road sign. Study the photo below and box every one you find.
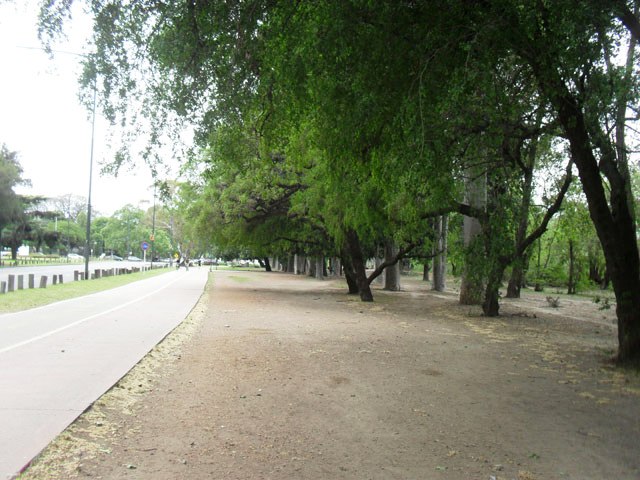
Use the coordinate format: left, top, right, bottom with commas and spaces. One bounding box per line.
141, 241, 149, 251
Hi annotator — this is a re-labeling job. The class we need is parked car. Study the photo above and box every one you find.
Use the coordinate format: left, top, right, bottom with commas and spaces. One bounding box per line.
126, 255, 142, 262
100, 253, 123, 261
67, 253, 84, 260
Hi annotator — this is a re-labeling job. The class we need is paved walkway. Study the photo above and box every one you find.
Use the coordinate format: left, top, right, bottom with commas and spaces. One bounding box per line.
0, 268, 208, 479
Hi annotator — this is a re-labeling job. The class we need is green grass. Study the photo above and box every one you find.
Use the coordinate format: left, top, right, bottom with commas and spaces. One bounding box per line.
0, 268, 171, 314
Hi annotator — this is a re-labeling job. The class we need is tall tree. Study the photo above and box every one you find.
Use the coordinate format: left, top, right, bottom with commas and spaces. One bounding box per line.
493, 0, 640, 362
37, 1, 640, 362
0, 145, 26, 235
0, 145, 30, 260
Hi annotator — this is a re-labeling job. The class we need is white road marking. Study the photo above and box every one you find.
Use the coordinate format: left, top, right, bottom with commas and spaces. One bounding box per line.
0, 273, 185, 355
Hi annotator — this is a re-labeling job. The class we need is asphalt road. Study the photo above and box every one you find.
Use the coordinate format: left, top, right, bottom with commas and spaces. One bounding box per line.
0, 267, 208, 479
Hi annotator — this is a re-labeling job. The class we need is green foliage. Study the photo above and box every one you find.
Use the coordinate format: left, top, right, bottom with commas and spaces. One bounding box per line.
98, 205, 145, 256
0, 144, 28, 239
528, 186, 608, 293
36, 1, 640, 358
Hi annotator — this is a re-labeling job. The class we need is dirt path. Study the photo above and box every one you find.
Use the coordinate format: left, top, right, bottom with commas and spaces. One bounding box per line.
20, 270, 640, 479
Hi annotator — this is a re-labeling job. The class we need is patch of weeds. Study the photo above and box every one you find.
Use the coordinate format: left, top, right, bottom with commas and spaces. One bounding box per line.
598, 298, 611, 310
546, 296, 560, 308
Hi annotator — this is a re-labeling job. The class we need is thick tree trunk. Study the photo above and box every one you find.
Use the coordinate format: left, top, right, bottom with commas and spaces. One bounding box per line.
506, 260, 525, 298
330, 257, 342, 277
553, 82, 640, 363
346, 230, 374, 302
287, 255, 295, 273
483, 255, 513, 317
423, 262, 430, 281
482, 273, 502, 317
344, 269, 358, 294
340, 252, 359, 294
615, 29, 637, 230
460, 173, 486, 304
432, 214, 448, 292
383, 239, 401, 291
263, 257, 272, 272
297, 254, 307, 275
315, 256, 324, 280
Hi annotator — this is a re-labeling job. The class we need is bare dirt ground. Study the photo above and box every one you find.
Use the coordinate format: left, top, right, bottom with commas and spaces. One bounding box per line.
19, 270, 640, 480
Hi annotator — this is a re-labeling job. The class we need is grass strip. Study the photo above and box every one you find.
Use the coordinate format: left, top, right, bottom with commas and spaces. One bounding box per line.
0, 268, 171, 314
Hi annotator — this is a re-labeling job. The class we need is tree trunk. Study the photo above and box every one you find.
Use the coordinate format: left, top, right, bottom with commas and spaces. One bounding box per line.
383, 239, 401, 291
344, 269, 358, 294
614, 28, 637, 232
422, 262, 430, 281
263, 257, 272, 272
306, 257, 314, 277
339, 252, 359, 295
346, 230, 374, 302
506, 117, 538, 299
432, 214, 448, 292
506, 260, 525, 298
460, 169, 486, 305
482, 271, 502, 317
315, 256, 324, 280
330, 257, 342, 277
551, 77, 640, 363
297, 254, 307, 275
567, 239, 576, 294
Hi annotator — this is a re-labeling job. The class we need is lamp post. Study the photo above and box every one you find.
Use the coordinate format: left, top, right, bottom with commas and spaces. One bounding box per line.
151, 182, 157, 269
84, 80, 97, 280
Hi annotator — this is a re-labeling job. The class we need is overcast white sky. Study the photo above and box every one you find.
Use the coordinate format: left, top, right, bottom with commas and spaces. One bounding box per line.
0, 1, 175, 216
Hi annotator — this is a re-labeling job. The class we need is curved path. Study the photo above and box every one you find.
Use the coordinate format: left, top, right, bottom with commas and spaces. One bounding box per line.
0, 267, 208, 479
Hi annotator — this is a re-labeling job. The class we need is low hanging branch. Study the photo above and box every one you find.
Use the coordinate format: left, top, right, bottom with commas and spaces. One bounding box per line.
419, 202, 487, 222
514, 160, 573, 259
366, 241, 422, 285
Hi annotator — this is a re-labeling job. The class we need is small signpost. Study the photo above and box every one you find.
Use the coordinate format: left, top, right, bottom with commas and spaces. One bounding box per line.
141, 241, 149, 264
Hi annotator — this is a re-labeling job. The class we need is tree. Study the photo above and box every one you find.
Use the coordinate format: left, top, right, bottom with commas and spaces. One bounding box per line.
491, 0, 640, 361
99, 205, 145, 257
37, 1, 640, 362
0, 144, 28, 258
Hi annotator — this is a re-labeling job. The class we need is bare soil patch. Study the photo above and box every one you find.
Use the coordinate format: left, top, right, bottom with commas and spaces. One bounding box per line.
19, 270, 640, 479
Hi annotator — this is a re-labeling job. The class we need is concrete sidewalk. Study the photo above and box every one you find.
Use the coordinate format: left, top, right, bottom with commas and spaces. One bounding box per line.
0, 268, 208, 479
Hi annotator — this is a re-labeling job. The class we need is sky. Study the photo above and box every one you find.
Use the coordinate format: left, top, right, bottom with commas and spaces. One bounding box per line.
0, 1, 176, 216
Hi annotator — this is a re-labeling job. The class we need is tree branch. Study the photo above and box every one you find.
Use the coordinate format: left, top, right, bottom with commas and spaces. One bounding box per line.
420, 203, 486, 221
516, 160, 573, 257
366, 241, 421, 285
616, 2, 640, 42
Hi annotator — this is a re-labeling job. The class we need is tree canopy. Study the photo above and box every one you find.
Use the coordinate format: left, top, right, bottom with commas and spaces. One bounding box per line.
37, 0, 640, 363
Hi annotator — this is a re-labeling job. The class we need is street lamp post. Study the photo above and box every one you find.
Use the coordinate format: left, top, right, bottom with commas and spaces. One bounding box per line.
151, 182, 156, 269
84, 81, 97, 280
